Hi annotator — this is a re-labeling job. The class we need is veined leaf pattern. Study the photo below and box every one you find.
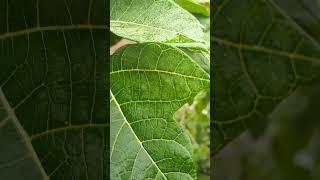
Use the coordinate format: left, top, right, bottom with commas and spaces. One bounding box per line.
0, 0, 107, 179
110, 0, 205, 44
213, 0, 320, 153
110, 43, 209, 179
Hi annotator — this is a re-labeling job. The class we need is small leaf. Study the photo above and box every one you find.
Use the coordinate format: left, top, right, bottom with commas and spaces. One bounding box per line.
174, 0, 210, 16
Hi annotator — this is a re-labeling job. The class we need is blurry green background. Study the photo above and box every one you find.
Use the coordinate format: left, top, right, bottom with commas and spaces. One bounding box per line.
175, 89, 210, 179
213, 80, 320, 180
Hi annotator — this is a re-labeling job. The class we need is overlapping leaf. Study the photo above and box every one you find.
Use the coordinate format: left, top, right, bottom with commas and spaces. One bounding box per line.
110, 43, 209, 179
0, 0, 107, 179
174, 0, 210, 16
213, 0, 320, 153
110, 0, 205, 45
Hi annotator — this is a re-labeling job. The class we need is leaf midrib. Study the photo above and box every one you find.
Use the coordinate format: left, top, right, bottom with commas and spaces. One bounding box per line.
214, 0, 320, 64
30, 124, 108, 140
0, 24, 108, 40
110, 91, 168, 180
110, 69, 210, 82
110, 20, 180, 34
111, 20, 202, 43
212, 36, 320, 63
0, 88, 49, 179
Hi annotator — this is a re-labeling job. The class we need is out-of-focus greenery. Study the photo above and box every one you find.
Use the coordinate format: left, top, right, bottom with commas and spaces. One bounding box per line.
214, 80, 320, 180
174, 0, 210, 16
175, 89, 210, 178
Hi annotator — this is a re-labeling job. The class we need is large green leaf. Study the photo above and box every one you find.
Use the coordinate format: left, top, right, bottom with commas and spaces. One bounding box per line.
110, 43, 209, 179
0, 0, 107, 179
213, 0, 320, 153
110, 0, 205, 45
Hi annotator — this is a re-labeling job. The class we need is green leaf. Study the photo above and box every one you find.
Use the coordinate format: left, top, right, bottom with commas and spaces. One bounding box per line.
0, 0, 107, 179
213, 0, 320, 153
110, 43, 209, 179
193, 0, 209, 3
180, 47, 210, 74
195, 15, 210, 45
174, 0, 210, 16
110, 0, 205, 45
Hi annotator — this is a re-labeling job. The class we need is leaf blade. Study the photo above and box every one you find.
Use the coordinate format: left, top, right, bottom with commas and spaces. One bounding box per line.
0, 0, 108, 179
174, 0, 210, 16
213, 0, 320, 153
110, 43, 209, 179
110, 0, 205, 44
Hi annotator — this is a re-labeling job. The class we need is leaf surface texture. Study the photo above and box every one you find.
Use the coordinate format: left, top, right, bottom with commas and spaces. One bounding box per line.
213, 0, 320, 153
110, 43, 209, 179
110, 0, 205, 44
0, 0, 108, 179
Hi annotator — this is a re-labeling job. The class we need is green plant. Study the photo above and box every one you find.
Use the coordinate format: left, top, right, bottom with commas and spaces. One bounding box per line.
0, 0, 107, 179
213, 0, 320, 156
110, 0, 210, 179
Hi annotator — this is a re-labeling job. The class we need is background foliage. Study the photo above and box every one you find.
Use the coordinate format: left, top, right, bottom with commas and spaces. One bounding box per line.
213, 0, 320, 179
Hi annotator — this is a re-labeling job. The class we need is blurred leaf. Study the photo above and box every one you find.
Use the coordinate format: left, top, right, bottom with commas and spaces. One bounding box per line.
174, 0, 210, 16
214, 79, 320, 180
213, 0, 320, 153
195, 14, 210, 45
